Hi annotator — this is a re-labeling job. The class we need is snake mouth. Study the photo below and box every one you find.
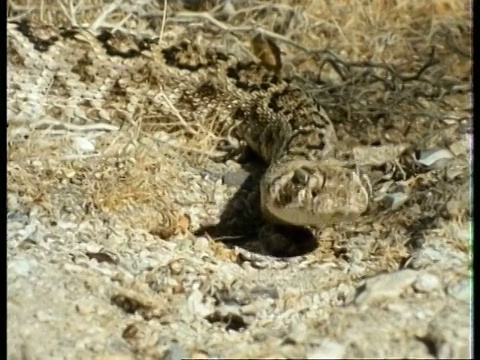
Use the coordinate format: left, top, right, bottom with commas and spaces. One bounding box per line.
260, 160, 369, 227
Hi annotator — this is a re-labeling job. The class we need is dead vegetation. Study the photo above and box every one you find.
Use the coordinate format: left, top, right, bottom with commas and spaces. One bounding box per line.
7, 0, 470, 147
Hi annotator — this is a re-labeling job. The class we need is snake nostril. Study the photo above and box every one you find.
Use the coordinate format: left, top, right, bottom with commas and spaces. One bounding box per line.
311, 189, 321, 197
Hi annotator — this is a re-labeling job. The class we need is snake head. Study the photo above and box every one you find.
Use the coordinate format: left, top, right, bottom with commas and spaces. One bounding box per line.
260, 159, 369, 227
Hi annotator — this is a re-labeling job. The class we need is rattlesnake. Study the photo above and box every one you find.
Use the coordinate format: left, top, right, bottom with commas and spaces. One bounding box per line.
7, 19, 370, 229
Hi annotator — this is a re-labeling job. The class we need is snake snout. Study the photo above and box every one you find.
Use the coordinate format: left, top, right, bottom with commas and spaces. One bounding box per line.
261, 160, 369, 227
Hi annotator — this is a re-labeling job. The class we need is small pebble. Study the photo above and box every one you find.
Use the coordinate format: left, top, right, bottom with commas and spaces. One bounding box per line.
57, 221, 78, 230
73, 136, 96, 153
241, 299, 271, 315
414, 273, 441, 293
7, 192, 20, 211
186, 288, 213, 317
381, 192, 409, 210
416, 148, 454, 168
355, 269, 418, 306
164, 342, 188, 360
8, 257, 37, 277
307, 340, 346, 359
447, 278, 470, 302
222, 170, 250, 187
387, 302, 409, 315
193, 236, 210, 251
286, 322, 308, 344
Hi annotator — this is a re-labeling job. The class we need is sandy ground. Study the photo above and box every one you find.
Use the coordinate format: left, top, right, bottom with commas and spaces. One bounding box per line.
7, 0, 471, 358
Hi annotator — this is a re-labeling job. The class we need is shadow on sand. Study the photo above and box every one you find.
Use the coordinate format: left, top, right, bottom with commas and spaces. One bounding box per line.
194, 156, 319, 258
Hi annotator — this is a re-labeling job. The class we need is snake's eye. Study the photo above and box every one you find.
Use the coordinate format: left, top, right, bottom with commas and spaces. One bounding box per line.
293, 168, 309, 185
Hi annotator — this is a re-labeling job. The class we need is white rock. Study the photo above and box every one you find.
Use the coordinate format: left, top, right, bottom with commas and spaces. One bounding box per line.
193, 236, 210, 251
381, 192, 409, 210
186, 288, 213, 318
355, 269, 418, 306
414, 273, 441, 293
447, 278, 470, 302
286, 322, 308, 344
73, 137, 95, 153
416, 149, 454, 168
8, 257, 38, 277
57, 221, 78, 230
307, 340, 346, 359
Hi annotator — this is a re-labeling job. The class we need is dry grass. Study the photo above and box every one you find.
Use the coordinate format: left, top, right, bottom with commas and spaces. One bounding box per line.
7, 0, 470, 64
7, 128, 190, 239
